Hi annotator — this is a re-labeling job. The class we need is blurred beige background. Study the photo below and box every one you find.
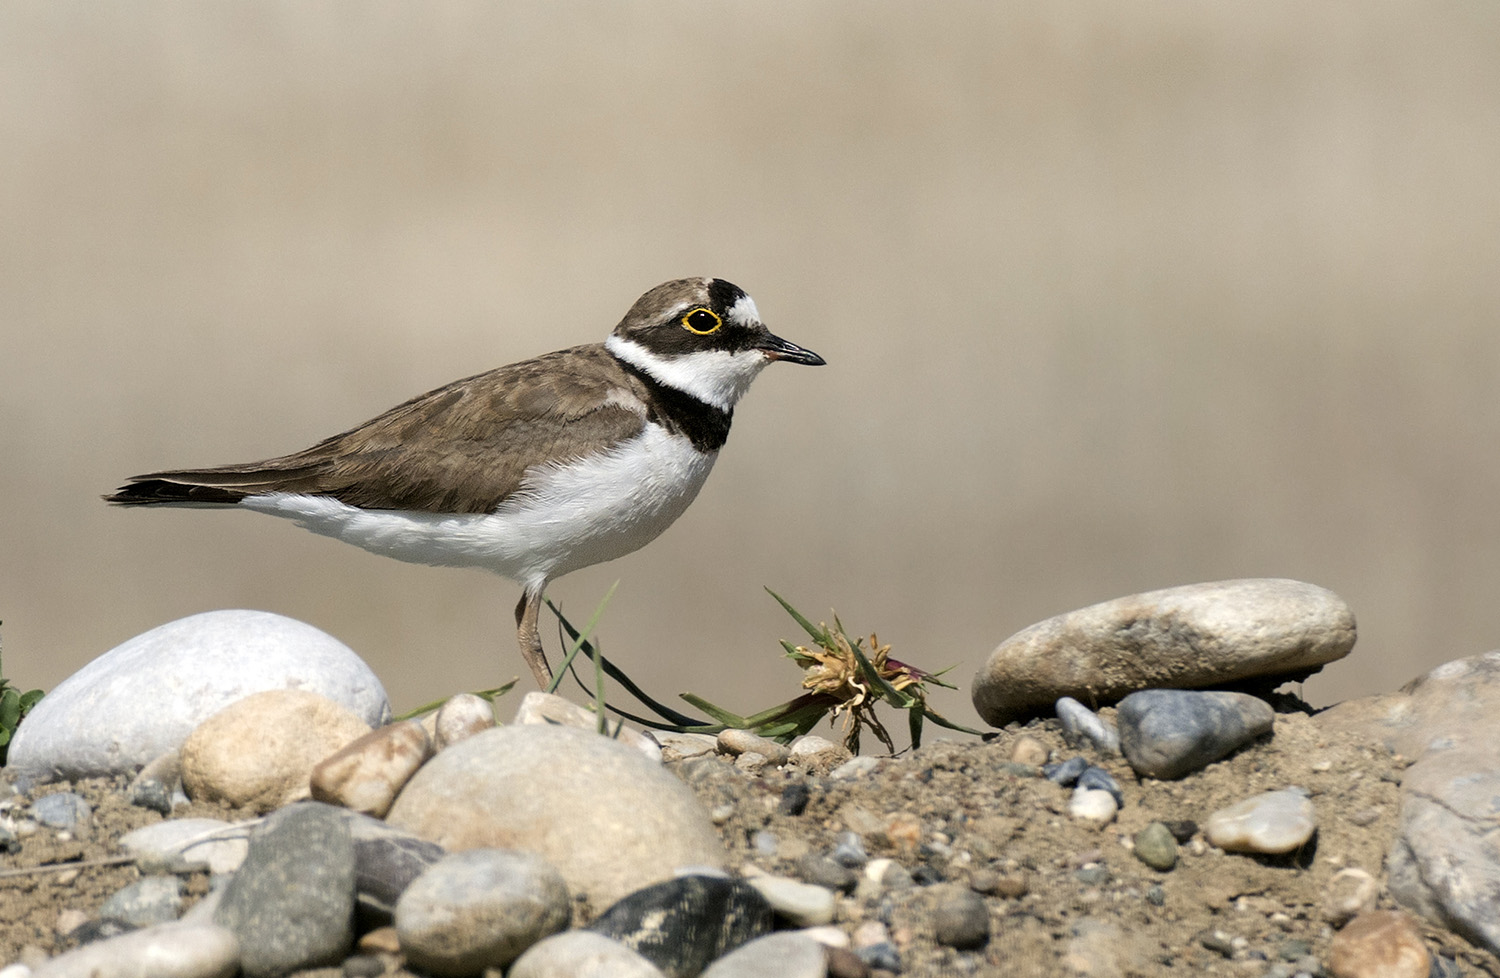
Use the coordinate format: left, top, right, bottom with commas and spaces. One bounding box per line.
4, 2, 1499, 734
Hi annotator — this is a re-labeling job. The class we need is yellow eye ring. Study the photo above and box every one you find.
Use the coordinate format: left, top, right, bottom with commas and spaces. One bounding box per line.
681, 307, 722, 335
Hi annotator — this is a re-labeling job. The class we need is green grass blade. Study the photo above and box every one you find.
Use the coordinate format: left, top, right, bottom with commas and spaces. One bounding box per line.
765, 588, 829, 644
546, 582, 617, 695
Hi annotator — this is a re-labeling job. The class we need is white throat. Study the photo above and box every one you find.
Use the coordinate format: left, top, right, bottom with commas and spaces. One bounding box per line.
605, 334, 769, 412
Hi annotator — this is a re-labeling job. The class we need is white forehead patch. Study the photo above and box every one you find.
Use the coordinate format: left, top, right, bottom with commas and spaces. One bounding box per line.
727, 294, 761, 327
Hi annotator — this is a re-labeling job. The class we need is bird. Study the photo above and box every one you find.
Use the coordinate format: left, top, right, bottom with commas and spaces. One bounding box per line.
106, 277, 826, 687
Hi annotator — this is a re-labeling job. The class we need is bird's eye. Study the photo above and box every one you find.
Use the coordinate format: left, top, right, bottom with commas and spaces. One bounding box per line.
681, 308, 722, 335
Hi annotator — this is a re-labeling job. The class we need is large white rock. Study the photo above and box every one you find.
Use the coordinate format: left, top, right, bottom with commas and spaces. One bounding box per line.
8, 610, 390, 781
385, 724, 726, 910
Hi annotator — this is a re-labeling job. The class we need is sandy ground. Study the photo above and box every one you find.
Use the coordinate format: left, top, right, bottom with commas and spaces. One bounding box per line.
2, 701, 1497, 976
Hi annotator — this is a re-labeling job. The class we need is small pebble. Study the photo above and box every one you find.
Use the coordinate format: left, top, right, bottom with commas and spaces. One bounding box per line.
1161, 820, 1198, 842
1133, 822, 1179, 872
829, 831, 869, 868
753, 830, 780, 859
98, 875, 185, 928
1077, 766, 1124, 806
928, 884, 990, 950
1074, 864, 1110, 886
798, 853, 857, 893
1198, 929, 1237, 958
1069, 787, 1119, 826
1204, 789, 1317, 854
830, 756, 881, 780
341, 955, 385, 978
778, 784, 811, 817
735, 752, 770, 775
717, 728, 792, 765
858, 942, 902, 972
1010, 735, 1049, 767
747, 875, 837, 927
1056, 697, 1121, 754
863, 858, 914, 892
882, 812, 922, 852
1043, 756, 1090, 786
1323, 867, 1378, 925
432, 692, 494, 749
788, 735, 854, 775
30, 792, 91, 831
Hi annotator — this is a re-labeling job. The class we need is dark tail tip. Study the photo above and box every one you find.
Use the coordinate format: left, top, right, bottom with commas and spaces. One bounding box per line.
105, 480, 247, 506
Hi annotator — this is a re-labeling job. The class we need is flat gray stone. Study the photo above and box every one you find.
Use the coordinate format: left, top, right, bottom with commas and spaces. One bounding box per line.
395, 849, 569, 975
1117, 689, 1275, 779
700, 932, 827, 978
8, 610, 390, 781
508, 931, 666, 978
972, 579, 1355, 726
118, 818, 248, 876
30, 921, 238, 978
99, 875, 184, 927
385, 724, 726, 910
213, 802, 356, 978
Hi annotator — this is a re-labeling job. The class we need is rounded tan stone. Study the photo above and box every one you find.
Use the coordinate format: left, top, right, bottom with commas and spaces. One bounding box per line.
384, 724, 725, 910
181, 689, 372, 813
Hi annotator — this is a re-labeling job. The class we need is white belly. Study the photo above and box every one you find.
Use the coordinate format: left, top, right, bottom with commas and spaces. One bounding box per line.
241, 425, 718, 590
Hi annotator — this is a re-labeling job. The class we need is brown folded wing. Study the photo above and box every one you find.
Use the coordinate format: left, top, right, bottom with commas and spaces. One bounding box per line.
105, 344, 647, 514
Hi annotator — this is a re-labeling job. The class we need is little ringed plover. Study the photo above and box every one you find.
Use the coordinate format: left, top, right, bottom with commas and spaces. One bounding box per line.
106, 277, 826, 686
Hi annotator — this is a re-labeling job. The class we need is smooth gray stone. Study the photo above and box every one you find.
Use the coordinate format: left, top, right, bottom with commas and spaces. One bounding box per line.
8, 610, 390, 781
31, 792, 91, 830
1056, 697, 1121, 754
118, 818, 247, 876
395, 849, 570, 975
99, 876, 184, 927
929, 884, 990, 949
30, 922, 239, 978
345, 814, 446, 921
213, 802, 356, 978
973, 579, 1355, 725
589, 875, 773, 978
1117, 689, 1274, 779
700, 932, 828, 978
509, 931, 666, 978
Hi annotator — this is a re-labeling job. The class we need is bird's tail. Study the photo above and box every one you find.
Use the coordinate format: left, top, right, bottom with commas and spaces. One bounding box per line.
104, 461, 326, 506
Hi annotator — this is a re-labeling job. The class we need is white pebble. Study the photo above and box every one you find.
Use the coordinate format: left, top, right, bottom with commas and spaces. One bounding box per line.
1069, 787, 1119, 826
1204, 788, 1316, 854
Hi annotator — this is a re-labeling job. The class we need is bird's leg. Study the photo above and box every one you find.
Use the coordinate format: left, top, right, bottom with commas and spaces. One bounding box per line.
514, 586, 553, 688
